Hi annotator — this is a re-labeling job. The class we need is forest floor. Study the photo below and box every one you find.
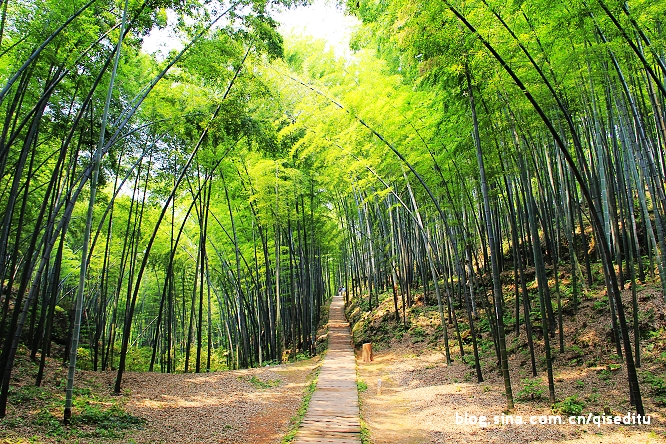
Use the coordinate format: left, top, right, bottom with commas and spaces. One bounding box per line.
3, 272, 666, 444
0, 351, 320, 443
351, 277, 666, 443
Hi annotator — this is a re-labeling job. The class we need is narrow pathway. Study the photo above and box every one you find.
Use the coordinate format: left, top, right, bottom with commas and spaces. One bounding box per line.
293, 294, 361, 444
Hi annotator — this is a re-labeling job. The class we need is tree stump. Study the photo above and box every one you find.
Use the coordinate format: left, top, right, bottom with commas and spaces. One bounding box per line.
362, 342, 373, 362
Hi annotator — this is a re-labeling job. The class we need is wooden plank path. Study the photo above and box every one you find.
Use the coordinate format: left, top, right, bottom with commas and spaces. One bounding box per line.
292, 293, 361, 444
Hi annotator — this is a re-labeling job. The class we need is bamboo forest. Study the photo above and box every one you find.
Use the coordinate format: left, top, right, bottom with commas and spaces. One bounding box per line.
1, 0, 666, 442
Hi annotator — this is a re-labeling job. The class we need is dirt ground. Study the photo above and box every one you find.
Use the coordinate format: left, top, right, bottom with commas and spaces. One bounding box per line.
0, 355, 320, 444
356, 340, 666, 444
116, 359, 319, 444
3, 282, 665, 444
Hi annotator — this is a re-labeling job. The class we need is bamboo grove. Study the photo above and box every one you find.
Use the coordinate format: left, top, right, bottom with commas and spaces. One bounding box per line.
0, 0, 337, 419
328, 0, 666, 416
0, 0, 664, 421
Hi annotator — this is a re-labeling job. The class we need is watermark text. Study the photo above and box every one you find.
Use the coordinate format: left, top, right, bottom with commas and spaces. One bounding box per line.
454, 411, 651, 428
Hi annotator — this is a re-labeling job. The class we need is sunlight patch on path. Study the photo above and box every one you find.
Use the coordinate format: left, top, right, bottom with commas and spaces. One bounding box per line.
292, 293, 361, 443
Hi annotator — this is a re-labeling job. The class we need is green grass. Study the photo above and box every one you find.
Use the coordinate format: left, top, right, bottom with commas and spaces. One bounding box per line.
16, 402, 145, 440
516, 377, 545, 401
356, 372, 372, 443
552, 395, 584, 416
1, 352, 145, 442
282, 365, 321, 443
592, 299, 608, 311
239, 375, 282, 389
642, 371, 666, 405
360, 417, 372, 444
7, 385, 48, 404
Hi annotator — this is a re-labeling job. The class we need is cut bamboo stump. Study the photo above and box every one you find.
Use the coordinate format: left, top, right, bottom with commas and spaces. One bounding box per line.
361, 343, 373, 363
292, 294, 361, 444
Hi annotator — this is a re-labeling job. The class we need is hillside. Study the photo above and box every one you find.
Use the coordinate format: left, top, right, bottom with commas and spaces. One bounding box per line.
348, 270, 666, 443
